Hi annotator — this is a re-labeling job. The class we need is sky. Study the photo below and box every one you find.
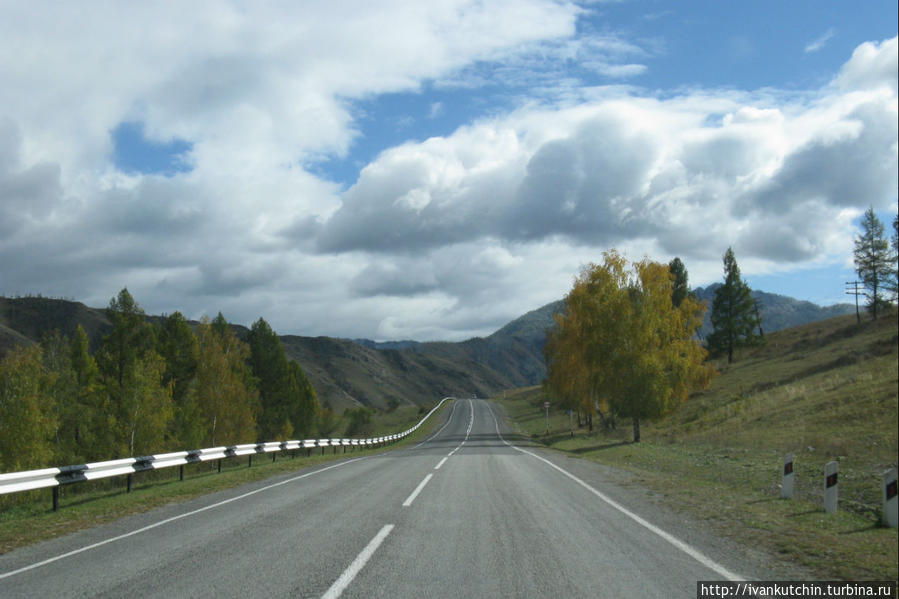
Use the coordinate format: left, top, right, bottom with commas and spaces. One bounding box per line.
1, 1, 897, 342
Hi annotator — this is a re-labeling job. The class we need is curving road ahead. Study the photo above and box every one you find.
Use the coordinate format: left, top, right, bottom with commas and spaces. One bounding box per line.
1, 399, 774, 598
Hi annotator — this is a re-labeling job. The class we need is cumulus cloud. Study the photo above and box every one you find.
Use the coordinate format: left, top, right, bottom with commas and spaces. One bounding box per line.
318, 40, 898, 267
0, 0, 896, 343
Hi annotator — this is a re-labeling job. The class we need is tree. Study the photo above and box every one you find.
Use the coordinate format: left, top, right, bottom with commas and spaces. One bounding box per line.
247, 317, 317, 441
344, 407, 374, 437
157, 312, 198, 407
247, 318, 292, 441
544, 251, 714, 442
194, 319, 258, 446
707, 248, 762, 363
317, 401, 339, 437
668, 257, 689, 308
853, 207, 892, 319
287, 360, 318, 438
39, 331, 81, 463
157, 312, 201, 448
96, 288, 155, 387
885, 214, 899, 303
69, 325, 105, 461
120, 350, 174, 456
96, 289, 172, 456
0, 345, 57, 472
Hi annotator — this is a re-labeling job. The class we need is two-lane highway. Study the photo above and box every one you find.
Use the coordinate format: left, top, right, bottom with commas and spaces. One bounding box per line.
1, 398, 763, 597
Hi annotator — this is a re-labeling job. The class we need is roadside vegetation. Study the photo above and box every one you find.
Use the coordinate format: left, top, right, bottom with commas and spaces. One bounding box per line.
0, 399, 450, 555
496, 312, 898, 581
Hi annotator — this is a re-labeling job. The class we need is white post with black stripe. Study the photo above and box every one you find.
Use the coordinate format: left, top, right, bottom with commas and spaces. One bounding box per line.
781, 453, 794, 499
883, 467, 898, 528
824, 460, 838, 514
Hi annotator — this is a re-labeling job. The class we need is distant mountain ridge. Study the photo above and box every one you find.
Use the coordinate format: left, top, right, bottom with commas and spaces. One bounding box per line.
0, 289, 855, 411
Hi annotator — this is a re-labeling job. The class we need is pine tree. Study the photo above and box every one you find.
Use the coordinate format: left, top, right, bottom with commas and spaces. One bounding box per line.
853, 207, 892, 319
707, 248, 762, 364
668, 257, 689, 308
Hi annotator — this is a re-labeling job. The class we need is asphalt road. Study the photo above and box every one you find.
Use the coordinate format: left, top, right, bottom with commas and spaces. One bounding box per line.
0, 399, 778, 598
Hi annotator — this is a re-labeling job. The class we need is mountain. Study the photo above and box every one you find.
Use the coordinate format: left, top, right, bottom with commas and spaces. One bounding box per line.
691, 285, 856, 338
0, 289, 857, 412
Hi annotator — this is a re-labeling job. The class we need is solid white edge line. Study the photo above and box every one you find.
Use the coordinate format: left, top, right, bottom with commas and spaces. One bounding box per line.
485, 404, 745, 583
0, 457, 369, 582
412, 399, 458, 449
321, 524, 394, 599
402, 473, 434, 507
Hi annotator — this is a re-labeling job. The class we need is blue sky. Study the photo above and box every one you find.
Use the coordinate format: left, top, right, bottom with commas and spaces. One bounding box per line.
2, 1, 897, 340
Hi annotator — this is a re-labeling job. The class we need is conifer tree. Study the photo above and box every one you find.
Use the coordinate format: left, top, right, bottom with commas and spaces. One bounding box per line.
853, 207, 893, 318
668, 257, 689, 308
707, 248, 762, 363
97, 289, 172, 456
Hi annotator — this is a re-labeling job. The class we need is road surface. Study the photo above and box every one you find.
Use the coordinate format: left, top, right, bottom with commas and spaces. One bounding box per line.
0, 399, 780, 597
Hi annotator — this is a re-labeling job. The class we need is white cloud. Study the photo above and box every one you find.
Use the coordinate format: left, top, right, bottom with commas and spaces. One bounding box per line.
0, 0, 896, 343
805, 28, 835, 54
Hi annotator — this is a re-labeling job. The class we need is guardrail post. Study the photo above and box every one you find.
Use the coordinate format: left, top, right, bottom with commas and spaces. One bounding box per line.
127, 473, 133, 493
217, 459, 222, 474
884, 467, 898, 528
52, 486, 59, 511
824, 461, 838, 514
179, 465, 184, 481
272, 453, 276, 463
248, 455, 253, 468
781, 453, 794, 499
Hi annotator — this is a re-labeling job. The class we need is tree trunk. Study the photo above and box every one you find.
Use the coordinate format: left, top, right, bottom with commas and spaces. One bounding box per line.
587, 412, 593, 432
632, 417, 640, 443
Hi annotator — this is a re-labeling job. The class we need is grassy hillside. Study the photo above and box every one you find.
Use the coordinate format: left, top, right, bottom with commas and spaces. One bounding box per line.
279, 335, 512, 410
495, 312, 898, 581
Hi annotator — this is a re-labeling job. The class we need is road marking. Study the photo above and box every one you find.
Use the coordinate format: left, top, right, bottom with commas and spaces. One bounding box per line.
434, 457, 448, 470
402, 473, 434, 507
0, 458, 369, 582
485, 405, 744, 583
321, 524, 394, 599
412, 399, 458, 449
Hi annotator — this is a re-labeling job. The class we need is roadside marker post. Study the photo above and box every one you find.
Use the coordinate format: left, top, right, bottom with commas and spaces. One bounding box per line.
543, 401, 550, 434
883, 467, 898, 528
824, 461, 838, 514
781, 453, 794, 499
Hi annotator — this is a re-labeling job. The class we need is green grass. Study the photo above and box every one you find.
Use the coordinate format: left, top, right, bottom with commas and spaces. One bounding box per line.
0, 399, 452, 555
495, 313, 898, 582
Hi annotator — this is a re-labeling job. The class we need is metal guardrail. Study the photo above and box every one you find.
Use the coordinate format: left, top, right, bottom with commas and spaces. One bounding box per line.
0, 397, 453, 510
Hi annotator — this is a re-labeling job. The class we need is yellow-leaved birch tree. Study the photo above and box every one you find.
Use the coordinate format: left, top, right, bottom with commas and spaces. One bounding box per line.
546, 251, 714, 442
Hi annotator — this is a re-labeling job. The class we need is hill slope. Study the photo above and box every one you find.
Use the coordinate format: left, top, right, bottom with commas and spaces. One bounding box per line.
0, 290, 859, 412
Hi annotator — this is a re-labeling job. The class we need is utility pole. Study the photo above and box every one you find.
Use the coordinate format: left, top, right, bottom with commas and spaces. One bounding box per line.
845, 281, 863, 325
